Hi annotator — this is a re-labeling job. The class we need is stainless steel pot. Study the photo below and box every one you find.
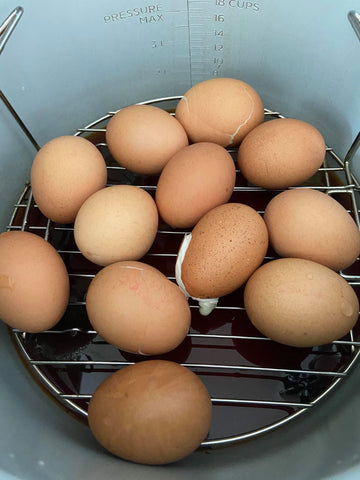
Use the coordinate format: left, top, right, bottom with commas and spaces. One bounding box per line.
1, 1, 360, 479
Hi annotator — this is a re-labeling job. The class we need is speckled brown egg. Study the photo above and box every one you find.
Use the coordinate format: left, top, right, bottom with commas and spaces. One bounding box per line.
86, 261, 191, 355
74, 185, 158, 266
264, 188, 360, 271
155, 142, 236, 228
175, 78, 264, 147
237, 118, 326, 188
177, 203, 268, 313
0, 231, 69, 332
106, 104, 189, 174
88, 360, 212, 465
31, 135, 107, 223
244, 258, 359, 347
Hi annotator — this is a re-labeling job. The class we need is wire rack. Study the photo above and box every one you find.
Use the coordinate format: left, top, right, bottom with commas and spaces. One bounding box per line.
5, 96, 360, 448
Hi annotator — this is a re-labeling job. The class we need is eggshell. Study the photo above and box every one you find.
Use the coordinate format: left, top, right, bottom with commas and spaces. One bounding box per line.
237, 118, 326, 189
179, 203, 268, 298
155, 142, 236, 228
74, 185, 158, 266
264, 189, 360, 271
86, 261, 191, 355
88, 360, 212, 465
31, 135, 107, 223
0, 231, 69, 332
175, 78, 264, 147
244, 258, 359, 347
106, 104, 189, 174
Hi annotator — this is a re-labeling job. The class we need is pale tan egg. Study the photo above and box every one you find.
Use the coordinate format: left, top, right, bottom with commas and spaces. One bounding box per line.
106, 104, 189, 174
175, 78, 264, 147
30, 135, 107, 223
155, 142, 236, 228
88, 360, 212, 465
244, 258, 359, 347
74, 185, 158, 266
264, 188, 360, 271
86, 261, 191, 355
0, 231, 69, 332
176, 203, 268, 315
237, 118, 326, 189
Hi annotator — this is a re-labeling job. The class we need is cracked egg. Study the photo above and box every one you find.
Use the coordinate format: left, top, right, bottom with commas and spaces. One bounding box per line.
85, 261, 191, 355
175, 203, 268, 315
175, 77, 264, 147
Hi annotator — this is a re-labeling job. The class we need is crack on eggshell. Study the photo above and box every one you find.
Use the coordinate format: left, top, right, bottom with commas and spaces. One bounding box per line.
175, 233, 219, 316
119, 266, 145, 271
137, 343, 151, 355
180, 95, 190, 114
226, 90, 255, 146
0, 274, 14, 289
175, 233, 192, 298
179, 94, 233, 145
119, 265, 145, 279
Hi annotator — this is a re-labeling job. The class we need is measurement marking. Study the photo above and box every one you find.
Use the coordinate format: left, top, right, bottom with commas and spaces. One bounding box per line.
191, 46, 212, 50
191, 32, 214, 36
186, 0, 193, 85
188, 42, 212, 47
168, 41, 188, 46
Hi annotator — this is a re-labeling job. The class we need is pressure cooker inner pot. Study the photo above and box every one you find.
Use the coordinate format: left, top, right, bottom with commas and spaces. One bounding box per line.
1, 1, 360, 475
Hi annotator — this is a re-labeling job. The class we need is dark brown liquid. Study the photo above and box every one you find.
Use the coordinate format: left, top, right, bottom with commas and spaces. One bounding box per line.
10, 131, 360, 444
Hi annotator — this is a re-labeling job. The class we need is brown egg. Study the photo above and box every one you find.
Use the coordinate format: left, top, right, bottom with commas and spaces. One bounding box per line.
0, 231, 69, 332
175, 78, 264, 147
106, 104, 189, 174
264, 189, 360, 271
155, 142, 236, 228
237, 118, 326, 189
74, 185, 158, 266
30, 135, 107, 223
244, 258, 359, 347
88, 360, 212, 465
176, 203, 268, 314
86, 261, 191, 355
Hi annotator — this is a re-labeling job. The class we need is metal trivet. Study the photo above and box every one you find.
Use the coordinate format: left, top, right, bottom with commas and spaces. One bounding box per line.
2, 6, 360, 448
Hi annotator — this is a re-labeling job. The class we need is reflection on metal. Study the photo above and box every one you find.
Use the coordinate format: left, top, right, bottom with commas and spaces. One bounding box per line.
0, 6, 23, 55
348, 10, 360, 42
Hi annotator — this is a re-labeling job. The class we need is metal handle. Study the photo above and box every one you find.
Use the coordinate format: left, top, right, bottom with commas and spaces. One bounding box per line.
345, 11, 360, 182
348, 10, 360, 41
0, 6, 23, 55
0, 6, 40, 151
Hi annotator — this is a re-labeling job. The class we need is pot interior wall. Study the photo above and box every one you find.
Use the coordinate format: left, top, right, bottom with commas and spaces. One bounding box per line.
0, 1, 360, 479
